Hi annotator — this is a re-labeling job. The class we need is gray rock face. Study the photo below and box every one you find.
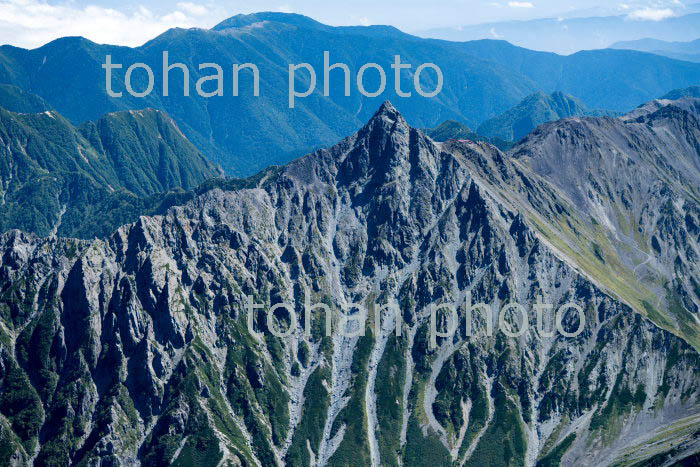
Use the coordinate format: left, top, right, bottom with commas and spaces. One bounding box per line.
513, 98, 700, 349
0, 101, 699, 466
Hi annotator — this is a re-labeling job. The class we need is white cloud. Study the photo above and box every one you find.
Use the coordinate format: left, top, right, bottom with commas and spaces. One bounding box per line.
507, 1, 534, 8
0, 0, 218, 48
627, 7, 674, 20
489, 27, 502, 38
336, 15, 371, 27
177, 2, 209, 17
275, 4, 293, 13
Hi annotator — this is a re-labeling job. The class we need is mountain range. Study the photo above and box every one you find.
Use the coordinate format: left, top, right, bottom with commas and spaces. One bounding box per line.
2, 13, 700, 175
0, 94, 699, 465
0, 11, 699, 466
612, 37, 700, 63
419, 10, 700, 55
476, 91, 617, 142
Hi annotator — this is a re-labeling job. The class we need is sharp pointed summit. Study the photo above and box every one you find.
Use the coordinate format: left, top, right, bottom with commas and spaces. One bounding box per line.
325, 102, 437, 188
374, 100, 400, 117
360, 101, 409, 135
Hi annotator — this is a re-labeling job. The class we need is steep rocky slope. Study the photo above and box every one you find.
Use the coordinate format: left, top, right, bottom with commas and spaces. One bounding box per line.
512, 97, 700, 350
0, 102, 698, 466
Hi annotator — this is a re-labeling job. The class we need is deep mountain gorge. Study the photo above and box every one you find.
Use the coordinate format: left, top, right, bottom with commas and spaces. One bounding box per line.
0, 99, 699, 466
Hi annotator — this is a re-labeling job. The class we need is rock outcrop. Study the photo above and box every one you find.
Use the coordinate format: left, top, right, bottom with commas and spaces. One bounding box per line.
0, 101, 699, 466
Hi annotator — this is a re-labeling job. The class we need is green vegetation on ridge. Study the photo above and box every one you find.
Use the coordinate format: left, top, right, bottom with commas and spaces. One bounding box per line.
0, 105, 222, 238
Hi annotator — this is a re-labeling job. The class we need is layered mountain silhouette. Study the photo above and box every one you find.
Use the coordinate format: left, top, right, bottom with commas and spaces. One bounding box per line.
477, 91, 617, 142
0, 98, 699, 465
2, 13, 700, 174
661, 85, 700, 100
0, 105, 222, 237
612, 37, 700, 63
425, 120, 512, 150
419, 10, 700, 54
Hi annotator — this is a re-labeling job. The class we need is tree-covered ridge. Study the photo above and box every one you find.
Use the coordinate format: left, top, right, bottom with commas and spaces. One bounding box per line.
0, 105, 222, 238
477, 91, 618, 142
424, 120, 513, 151
0, 84, 51, 113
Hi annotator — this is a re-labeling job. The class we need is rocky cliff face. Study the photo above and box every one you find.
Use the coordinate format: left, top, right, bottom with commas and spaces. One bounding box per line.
0, 102, 698, 466
512, 98, 700, 350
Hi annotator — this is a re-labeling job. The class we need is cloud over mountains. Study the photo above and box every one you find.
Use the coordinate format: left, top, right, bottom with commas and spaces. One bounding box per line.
0, 0, 215, 48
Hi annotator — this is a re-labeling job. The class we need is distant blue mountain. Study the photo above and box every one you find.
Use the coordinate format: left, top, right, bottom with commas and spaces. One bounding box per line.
612, 37, 700, 63
660, 85, 700, 99
477, 91, 618, 142
1, 12, 700, 175
418, 11, 700, 55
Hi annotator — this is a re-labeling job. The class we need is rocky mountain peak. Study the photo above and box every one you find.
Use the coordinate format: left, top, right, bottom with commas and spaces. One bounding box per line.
620, 96, 698, 121
335, 101, 420, 178
359, 100, 409, 136
0, 97, 700, 466
372, 100, 403, 121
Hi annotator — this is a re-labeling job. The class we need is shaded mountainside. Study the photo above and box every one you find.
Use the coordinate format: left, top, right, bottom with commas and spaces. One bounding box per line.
661, 85, 700, 100
0, 101, 699, 466
0, 106, 222, 238
477, 91, 618, 142
0, 84, 51, 114
2, 13, 700, 174
424, 120, 513, 151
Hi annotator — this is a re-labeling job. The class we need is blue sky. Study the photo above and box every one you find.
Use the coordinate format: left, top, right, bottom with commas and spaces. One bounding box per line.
0, 0, 691, 48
